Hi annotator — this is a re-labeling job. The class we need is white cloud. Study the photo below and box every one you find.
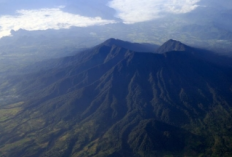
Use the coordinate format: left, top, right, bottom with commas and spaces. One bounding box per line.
0, 6, 116, 38
108, 0, 200, 24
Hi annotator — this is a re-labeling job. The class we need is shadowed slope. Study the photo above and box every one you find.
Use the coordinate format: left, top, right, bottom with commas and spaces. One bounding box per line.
0, 39, 232, 157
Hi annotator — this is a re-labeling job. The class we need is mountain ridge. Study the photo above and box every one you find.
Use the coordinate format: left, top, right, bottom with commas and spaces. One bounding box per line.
100, 38, 158, 52
0, 38, 232, 157
156, 39, 193, 53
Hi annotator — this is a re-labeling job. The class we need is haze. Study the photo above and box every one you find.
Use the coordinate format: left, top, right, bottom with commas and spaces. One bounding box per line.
0, 0, 232, 73
1, 1, 232, 156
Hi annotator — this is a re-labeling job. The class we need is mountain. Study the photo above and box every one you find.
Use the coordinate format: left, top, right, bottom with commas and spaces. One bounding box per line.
0, 39, 232, 157
156, 39, 192, 53
102, 38, 158, 52
157, 39, 232, 68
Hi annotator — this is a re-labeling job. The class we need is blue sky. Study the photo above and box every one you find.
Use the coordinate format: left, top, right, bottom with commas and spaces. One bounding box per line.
0, 0, 231, 38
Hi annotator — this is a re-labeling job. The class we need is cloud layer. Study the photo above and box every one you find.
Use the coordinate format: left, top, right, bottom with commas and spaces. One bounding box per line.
0, 6, 116, 38
108, 0, 200, 24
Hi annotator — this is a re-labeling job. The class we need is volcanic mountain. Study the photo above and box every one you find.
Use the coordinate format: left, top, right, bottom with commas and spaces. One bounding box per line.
0, 39, 232, 157
156, 39, 192, 53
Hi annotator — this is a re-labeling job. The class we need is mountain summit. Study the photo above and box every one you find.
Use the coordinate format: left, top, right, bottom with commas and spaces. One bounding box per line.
101, 38, 158, 52
0, 39, 232, 157
102, 38, 126, 46
156, 39, 192, 53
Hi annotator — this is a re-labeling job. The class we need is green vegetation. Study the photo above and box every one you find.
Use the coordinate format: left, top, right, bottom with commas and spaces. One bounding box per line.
0, 102, 23, 122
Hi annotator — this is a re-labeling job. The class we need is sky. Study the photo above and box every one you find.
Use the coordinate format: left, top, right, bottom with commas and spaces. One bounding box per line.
0, 0, 205, 38
0, 0, 232, 53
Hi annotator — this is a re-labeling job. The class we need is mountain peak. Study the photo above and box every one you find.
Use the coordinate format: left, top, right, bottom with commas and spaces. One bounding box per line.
156, 39, 191, 53
166, 39, 182, 44
101, 38, 158, 52
102, 38, 126, 47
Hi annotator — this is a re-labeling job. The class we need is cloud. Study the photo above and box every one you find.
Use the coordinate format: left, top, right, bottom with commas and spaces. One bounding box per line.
0, 6, 116, 38
108, 0, 201, 24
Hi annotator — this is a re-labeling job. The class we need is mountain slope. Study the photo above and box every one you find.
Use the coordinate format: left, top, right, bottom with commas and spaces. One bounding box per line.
0, 39, 232, 157
156, 39, 192, 53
